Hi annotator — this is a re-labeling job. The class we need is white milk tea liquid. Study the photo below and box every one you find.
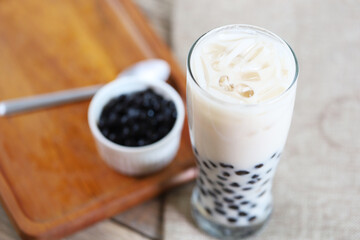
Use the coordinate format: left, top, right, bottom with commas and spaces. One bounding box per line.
187, 25, 297, 232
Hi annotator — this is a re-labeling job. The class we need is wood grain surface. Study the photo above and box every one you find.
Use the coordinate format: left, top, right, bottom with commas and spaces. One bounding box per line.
0, 0, 195, 239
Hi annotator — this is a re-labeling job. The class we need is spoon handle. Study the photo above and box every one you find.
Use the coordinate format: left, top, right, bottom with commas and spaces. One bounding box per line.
0, 84, 103, 116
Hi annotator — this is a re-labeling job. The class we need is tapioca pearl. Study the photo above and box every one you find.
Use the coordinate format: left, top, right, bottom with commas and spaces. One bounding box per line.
243, 187, 252, 191
217, 175, 227, 181
266, 169, 272, 174
251, 204, 257, 208
258, 190, 266, 198
252, 174, 259, 179
228, 205, 239, 210
235, 170, 249, 176
214, 201, 223, 207
206, 177, 214, 185
255, 163, 264, 169
248, 216, 257, 222
205, 207, 212, 216
200, 187, 207, 196
194, 147, 199, 156
202, 161, 211, 170
208, 190, 217, 199
200, 169, 207, 177
261, 179, 270, 186
230, 182, 240, 187
222, 188, 235, 194
234, 195, 244, 200
213, 188, 222, 195
240, 201, 249, 205
199, 177, 205, 185
227, 217, 237, 223
220, 163, 234, 169
216, 181, 225, 187
223, 197, 234, 203
222, 171, 231, 177
239, 211, 248, 217
209, 160, 217, 168
248, 180, 256, 184
215, 208, 226, 215
271, 153, 277, 159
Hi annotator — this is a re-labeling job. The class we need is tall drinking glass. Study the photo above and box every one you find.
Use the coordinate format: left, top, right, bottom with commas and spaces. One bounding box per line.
186, 25, 298, 239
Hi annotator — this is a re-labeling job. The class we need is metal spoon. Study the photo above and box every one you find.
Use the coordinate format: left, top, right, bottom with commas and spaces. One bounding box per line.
0, 59, 170, 116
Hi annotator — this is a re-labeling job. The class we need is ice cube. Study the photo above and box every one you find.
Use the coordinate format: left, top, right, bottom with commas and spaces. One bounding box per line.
211, 61, 221, 71
235, 83, 254, 98
241, 71, 261, 81
219, 75, 234, 91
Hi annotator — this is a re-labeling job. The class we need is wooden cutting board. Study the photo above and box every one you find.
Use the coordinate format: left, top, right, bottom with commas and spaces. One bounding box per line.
0, 0, 196, 239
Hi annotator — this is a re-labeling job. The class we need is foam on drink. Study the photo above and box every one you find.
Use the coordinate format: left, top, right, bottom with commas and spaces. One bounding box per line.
191, 26, 296, 104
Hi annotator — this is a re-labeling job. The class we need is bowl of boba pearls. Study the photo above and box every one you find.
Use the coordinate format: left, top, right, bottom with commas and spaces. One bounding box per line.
88, 75, 185, 176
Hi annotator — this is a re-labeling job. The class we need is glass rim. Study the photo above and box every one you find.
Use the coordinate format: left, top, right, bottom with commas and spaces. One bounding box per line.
187, 24, 299, 107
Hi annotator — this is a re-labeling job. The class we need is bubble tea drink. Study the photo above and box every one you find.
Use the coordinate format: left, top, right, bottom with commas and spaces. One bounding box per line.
186, 25, 298, 238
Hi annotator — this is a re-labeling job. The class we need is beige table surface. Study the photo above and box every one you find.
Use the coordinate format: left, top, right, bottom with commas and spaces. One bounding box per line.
1, 0, 360, 239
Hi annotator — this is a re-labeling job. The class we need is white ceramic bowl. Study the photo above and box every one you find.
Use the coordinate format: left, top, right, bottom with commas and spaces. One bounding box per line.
88, 76, 185, 176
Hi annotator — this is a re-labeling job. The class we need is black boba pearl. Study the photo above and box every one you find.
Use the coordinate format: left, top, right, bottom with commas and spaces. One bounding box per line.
214, 201, 223, 208
266, 169, 272, 174
205, 207, 212, 215
240, 201, 249, 205
230, 182, 240, 187
243, 187, 252, 191
100, 128, 110, 137
208, 190, 217, 199
228, 205, 239, 210
216, 181, 225, 187
252, 174, 259, 179
213, 188, 222, 195
251, 204, 257, 208
98, 88, 177, 147
203, 161, 211, 170
209, 160, 217, 168
235, 170, 249, 176
255, 163, 264, 169
271, 153, 277, 159
223, 188, 235, 194
220, 163, 234, 169
215, 208, 226, 215
199, 177, 204, 185
227, 218, 237, 223
248, 180, 256, 184
223, 197, 234, 203
200, 187, 207, 196
206, 178, 214, 185
248, 216, 257, 222
239, 212, 248, 216
262, 179, 270, 186
222, 171, 230, 177
217, 175, 227, 181
200, 169, 207, 177
258, 190, 266, 198
234, 195, 244, 200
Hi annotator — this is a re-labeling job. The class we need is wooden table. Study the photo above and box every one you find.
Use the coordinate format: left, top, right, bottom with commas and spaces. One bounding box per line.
1, 0, 360, 240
